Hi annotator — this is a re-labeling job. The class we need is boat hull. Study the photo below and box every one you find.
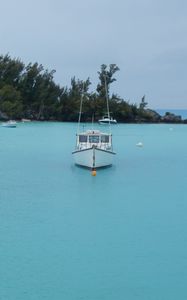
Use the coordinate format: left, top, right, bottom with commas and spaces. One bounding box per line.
99, 120, 117, 124
72, 147, 115, 168
2, 124, 17, 128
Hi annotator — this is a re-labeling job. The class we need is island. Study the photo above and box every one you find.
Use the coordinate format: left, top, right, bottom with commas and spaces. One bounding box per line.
0, 54, 186, 124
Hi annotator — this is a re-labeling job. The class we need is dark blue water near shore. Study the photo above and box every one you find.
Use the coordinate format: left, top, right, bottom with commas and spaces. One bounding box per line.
1, 122, 187, 299
156, 109, 187, 119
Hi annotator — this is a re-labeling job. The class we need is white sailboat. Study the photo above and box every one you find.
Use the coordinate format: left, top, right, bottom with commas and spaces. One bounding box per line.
72, 79, 116, 169
98, 115, 117, 124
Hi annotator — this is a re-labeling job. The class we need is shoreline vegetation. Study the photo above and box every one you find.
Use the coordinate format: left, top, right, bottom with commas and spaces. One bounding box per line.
0, 54, 186, 124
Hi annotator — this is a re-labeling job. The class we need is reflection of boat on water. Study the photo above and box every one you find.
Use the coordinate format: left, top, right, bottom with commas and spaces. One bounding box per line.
98, 116, 117, 124
72, 129, 115, 168
2, 120, 17, 128
72, 77, 116, 169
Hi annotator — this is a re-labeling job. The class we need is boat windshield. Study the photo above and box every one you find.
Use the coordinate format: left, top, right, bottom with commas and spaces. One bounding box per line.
89, 135, 100, 143
101, 135, 109, 143
79, 135, 87, 143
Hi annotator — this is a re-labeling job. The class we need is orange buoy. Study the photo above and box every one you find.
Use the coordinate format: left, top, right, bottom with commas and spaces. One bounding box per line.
92, 169, 96, 176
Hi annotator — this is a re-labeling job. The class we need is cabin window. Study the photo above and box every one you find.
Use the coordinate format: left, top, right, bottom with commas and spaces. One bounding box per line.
89, 135, 99, 143
79, 135, 87, 143
101, 135, 109, 143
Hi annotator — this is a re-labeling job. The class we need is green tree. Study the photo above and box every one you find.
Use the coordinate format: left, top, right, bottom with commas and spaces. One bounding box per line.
139, 95, 148, 110
60, 77, 91, 121
0, 84, 23, 118
19, 62, 44, 114
96, 64, 120, 99
0, 54, 25, 88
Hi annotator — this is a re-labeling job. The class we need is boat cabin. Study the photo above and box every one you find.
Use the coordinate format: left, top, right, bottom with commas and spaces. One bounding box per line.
76, 130, 112, 151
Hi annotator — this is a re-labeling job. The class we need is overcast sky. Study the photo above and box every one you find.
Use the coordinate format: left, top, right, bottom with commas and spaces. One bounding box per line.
1, 0, 187, 108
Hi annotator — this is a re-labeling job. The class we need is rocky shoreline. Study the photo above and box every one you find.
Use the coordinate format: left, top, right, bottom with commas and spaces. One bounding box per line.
134, 109, 187, 124
0, 109, 187, 124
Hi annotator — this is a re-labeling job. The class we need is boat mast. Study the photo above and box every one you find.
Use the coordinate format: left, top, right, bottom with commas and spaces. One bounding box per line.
91, 113, 94, 130
77, 84, 84, 134
104, 75, 111, 133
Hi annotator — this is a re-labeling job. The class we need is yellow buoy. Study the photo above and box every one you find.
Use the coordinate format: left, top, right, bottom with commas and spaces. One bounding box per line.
92, 169, 97, 176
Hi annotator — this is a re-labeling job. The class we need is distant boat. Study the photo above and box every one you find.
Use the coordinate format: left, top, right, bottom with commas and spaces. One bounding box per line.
21, 118, 31, 122
98, 116, 117, 124
2, 120, 17, 128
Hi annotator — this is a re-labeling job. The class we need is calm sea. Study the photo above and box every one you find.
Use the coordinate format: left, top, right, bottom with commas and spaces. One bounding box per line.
1, 122, 187, 300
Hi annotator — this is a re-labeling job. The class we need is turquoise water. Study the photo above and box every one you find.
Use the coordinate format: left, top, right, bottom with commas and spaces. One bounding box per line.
1, 122, 187, 300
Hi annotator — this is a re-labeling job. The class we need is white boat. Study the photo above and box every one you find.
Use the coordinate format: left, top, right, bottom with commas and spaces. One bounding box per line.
72, 77, 116, 169
98, 116, 117, 124
2, 120, 17, 128
21, 118, 31, 122
72, 130, 116, 168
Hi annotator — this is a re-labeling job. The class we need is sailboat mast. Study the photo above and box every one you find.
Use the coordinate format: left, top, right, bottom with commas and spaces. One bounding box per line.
77, 84, 84, 134
104, 75, 111, 133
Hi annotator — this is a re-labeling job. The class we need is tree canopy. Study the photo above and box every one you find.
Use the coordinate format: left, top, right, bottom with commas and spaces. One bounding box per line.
0, 54, 158, 122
